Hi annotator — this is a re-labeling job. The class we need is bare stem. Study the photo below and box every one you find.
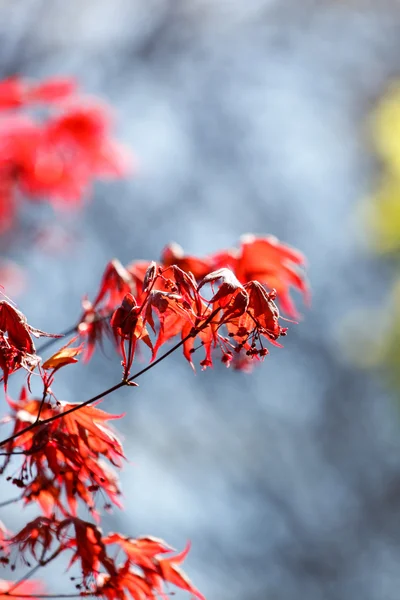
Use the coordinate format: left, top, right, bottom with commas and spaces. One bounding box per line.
6, 595, 90, 599
0, 310, 219, 450
35, 387, 48, 424
6, 565, 42, 594
0, 494, 22, 507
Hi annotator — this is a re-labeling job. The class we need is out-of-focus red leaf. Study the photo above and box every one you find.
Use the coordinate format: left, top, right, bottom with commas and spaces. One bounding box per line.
0, 579, 45, 600
0, 260, 26, 297
161, 242, 213, 280
0, 77, 132, 234
0, 78, 24, 109
26, 77, 77, 103
228, 234, 309, 318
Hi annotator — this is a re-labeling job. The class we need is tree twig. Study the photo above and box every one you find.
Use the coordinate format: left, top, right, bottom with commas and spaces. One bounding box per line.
0, 494, 22, 507
0, 310, 219, 449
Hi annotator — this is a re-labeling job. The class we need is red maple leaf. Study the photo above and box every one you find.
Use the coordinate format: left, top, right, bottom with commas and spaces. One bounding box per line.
146, 290, 196, 362
98, 536, 205, 600
111, 293, 153, 380
57, 517, 116, 582
198, 267, 249, 324
146, 542, 206, 600
42, 337, 84, 373
211, 234, 309, 318
103, 534, 174, 571
0, 300, 59, 388
3, 390, 125, 517
160, 235, 309, 319
10, 516, 59, 563
161, 242, 213, 280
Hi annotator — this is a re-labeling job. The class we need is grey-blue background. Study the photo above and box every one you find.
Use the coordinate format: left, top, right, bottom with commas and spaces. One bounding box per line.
2, 1, 400, 599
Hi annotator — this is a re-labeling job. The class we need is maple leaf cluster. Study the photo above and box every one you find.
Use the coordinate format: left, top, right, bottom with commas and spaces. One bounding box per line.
2, 514, 205, 600
0, 233, 308, 600
79, 233, 309, 374
1, 388, 124, 518
0, 76, 131, 234
0, 381, 204, 600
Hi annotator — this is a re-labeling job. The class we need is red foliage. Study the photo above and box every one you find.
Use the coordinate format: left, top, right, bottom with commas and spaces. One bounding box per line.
78, 234, 308, 367
0, 299, 59, 389
98, 536, 206, 600
77, 248, 295, 374
0, 74, 310, 600
2, 388, 125, 519
0, 76, 131, 233
0, 230, 309, 599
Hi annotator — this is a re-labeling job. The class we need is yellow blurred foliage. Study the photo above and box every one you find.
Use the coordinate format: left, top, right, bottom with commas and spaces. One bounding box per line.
340, 279, 400, 388
365, 84, 400, 253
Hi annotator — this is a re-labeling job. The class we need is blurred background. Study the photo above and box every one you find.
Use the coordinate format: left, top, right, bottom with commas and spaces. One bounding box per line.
3, 0, 400, 598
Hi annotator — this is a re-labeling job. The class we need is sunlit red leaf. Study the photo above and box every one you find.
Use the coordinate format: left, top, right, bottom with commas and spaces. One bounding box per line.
104, 533, 174, 571
147, 291, 195, 361
142, 261, 158, 294
93, 260, 135, 312
151, 542, 206, 600
161, 242, 213, 280
10, 516, 58, 562
42, 338, 83, 371
0, 300, 59, 388
23, 475, 63, 517
3, 390, 125, 515
198, 267, 248, 324
230, 234, 309, 318
111, 293, 152, 379
78, 298, 111, 362
57, 518, 116, 581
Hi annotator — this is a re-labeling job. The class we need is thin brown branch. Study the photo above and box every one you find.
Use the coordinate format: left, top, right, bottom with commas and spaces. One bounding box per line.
35, 387, 48, 424
0, 450, 29, 456
5, 547, 66, 597
6, 564, 42, 594
0, 310, 219, 450
6, 595, 90, 599
0, 494, 22, 507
